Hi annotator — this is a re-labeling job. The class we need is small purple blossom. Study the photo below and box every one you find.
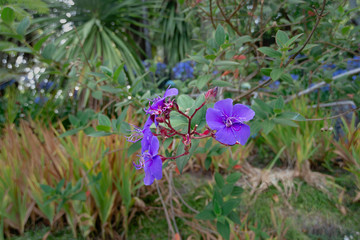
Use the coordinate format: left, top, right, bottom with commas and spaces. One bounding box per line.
144, 88, 178, 116
206, 99, 255, 145
133, 131, 162, 185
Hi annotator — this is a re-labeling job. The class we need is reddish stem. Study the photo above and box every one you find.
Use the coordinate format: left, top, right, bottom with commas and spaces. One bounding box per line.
160, 152, 189, 161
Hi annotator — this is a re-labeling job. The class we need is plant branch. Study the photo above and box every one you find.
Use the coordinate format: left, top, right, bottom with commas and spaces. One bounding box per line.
235, 0, 327, 101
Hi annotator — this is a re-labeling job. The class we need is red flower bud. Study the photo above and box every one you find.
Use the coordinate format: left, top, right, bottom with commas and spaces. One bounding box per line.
205, 87, 218, 100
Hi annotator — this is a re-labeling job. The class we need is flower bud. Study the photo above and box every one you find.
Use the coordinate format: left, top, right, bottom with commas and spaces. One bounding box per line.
205, 87, 218, 100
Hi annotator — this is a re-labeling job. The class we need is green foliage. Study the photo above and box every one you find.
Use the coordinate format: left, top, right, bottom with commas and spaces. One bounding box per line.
196, 172, 242, 240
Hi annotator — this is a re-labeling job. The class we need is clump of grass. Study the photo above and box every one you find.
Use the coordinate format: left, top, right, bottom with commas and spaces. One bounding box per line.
241, 183, 360, 239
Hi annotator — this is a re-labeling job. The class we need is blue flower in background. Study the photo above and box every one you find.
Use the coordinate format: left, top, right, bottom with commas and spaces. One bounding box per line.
322, 63, 336, 70
34, 96, 49, 105
260, 76, 279, 89
332, 69, 347, 77
172, 61, 195, 81
165, 80, 175, 88
155, 62, 167, 78
39, 81, 55, 91
0, 79, 15, 90
291, 74, 299, 80
347, 56, 360, 70
310, 83, 330, 92
142, 61, 151, 71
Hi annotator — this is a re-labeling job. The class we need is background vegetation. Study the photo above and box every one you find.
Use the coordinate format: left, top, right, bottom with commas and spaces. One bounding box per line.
0, 0, 359, 239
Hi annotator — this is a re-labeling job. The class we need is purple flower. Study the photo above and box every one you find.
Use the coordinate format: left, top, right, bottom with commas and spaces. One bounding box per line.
144, 88, 178, 116
133, 131, 162, 185
206, 99, 255, 145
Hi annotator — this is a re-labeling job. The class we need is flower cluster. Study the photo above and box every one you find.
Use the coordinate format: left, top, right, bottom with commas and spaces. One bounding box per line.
128, 87, 255, 186
172, 61, 195, 81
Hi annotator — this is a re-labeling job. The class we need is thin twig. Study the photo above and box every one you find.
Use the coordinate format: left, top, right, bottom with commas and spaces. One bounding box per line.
165, 170, 180, 237
209, 0, 216, 29
155, 180, 175, 235
303, 107, 360, 121
316, 41, 359, 56
171, 178, 199, 214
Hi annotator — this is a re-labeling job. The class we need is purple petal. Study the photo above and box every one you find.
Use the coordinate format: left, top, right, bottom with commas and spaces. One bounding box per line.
150, 155, 162, 180
143, 116, 153, 132
232, 104, 255, 122
141, 131, 152, 153
164, 88, 178, 98
215, 127, 237, 145
143, 170, 155, 185
206, 108, 224, 131
235, 124, 250, 145
214, 99, 233, 117
149, 135, 159, 156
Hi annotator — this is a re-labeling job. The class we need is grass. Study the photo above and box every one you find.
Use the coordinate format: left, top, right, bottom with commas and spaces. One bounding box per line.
241, 182, 360, 240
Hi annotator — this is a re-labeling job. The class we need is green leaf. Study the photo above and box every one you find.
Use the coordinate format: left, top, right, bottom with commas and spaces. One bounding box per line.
195, 209, 216, 220
250, 120, 262, 136
285, 33, 303, 47
274, 96, 284, 110
231, 186, 244, 196
270, 68, 283, 81
99, 85, 122, 94
213, 60, 240, 66
127, 140, 141, 157
226, 172, 241, 184
258, 47, 282, 58
34, 34, 52, 51
196, 74, 211, 90
96, 125, 112, 132
205, 157, 212, 170
177, 94, 195, 111
100, 66, 113, 76
16, 17, 30, 36
175, 142, 188, 174
71, 192, 86, 201
278, 112, 306, 121
214, 172, 225, 188
222, 199, 241, 216
1, 7, 15, 24
87, 131, 112, 137
215, 25, 225, 46
98, 114, 111, 127
212, 80, 233, 87
228, 211, 241, 225
280, 73, 293, 83
253, 99, 273, 114
92, 90, 102, 100
42, 43, 56, 60
275, 30, 289, 48
217, 220, 230, 240
4, 47, 32, 53
222, 184, 234, 196
169, 111, 188, 131
59, 127, 83, 138
260, 68, 272, 76
262, 120, 275, 134
68, 115, 79, 127
303, 44, 319, 51
273, 118, 298, 127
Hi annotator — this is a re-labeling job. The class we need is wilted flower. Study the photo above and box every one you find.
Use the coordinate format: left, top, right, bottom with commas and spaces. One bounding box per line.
206, 99, 255, 145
